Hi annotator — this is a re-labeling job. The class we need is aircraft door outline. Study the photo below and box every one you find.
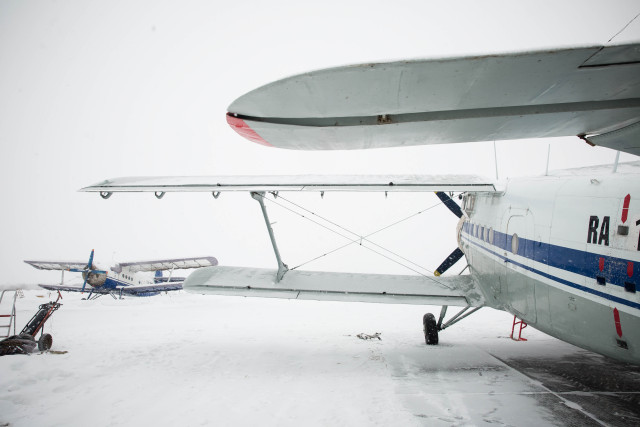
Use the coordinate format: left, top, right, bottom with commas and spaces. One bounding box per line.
503, 210, 536, 322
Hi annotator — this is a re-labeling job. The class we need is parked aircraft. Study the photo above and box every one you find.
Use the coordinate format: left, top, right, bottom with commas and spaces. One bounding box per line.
82, 42, 640, 364
25, 250, 217, 299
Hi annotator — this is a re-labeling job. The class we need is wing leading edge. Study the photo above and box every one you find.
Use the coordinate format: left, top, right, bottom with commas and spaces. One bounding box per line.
184, 266, 484, 307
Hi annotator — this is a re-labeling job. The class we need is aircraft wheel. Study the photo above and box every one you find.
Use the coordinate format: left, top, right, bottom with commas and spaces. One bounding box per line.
38, 333, 53, 351
423, 313, 439, 345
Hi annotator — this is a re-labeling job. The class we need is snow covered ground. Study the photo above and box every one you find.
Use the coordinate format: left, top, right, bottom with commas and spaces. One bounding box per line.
1, 290, 639, 426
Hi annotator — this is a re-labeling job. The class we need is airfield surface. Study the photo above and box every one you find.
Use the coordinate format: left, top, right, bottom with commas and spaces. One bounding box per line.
1, 290, 638, 426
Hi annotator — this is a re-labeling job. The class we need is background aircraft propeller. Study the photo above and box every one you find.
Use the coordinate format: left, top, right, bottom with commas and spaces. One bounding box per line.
434, 192, 465, 276
67, 249, 108, 292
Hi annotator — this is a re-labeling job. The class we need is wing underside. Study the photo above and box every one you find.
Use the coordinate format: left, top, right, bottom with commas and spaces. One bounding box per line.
184, 266, 484, 307
24, 261, 87, 271
113, 256, 218, 273
81, 174, 495, 194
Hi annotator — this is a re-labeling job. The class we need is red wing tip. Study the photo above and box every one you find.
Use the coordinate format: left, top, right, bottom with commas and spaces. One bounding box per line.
226, 113, 273, 147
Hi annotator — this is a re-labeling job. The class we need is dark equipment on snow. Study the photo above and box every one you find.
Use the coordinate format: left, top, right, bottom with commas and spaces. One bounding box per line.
0, 291, 62, 356
357, 332, 382, 340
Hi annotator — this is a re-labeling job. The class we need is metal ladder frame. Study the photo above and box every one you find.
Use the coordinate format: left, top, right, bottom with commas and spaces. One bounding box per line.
0, 290, 18, 338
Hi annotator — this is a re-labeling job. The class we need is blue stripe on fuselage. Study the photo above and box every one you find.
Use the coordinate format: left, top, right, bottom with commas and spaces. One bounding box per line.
462, 222, 639, 288
103, 277, 130, 289
461, 223, 639, 310
97, 277, 160, 297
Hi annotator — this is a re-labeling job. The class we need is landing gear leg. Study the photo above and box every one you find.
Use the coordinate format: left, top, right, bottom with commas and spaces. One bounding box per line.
423, 313, 439, 345
423, 305, 482, 346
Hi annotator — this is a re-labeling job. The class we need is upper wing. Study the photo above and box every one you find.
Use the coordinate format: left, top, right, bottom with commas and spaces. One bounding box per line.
81, 174, 495, 194
25, 260, 87, 271
184, 266, 484, 307
113, 256, 218, 273
227, 43, 640, 156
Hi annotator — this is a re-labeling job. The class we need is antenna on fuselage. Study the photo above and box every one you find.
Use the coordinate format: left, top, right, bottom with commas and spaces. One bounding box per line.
613, 150, 621, 173
545, 144, 551, 176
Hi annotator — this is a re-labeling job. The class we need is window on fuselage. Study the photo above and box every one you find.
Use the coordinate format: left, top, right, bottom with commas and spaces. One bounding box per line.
511, 233, 519, 254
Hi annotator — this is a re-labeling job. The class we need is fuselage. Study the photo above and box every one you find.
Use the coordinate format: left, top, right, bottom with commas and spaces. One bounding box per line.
86, 271, 164, 297
461, 162, 640, 364
86, 270, 156, 289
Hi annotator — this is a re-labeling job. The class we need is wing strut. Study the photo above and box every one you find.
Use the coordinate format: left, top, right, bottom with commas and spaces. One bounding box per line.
252, 192, 288, 282
439, 306, 482, 330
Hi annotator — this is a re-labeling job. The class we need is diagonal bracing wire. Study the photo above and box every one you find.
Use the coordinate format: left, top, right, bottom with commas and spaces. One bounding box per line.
263, 195, 432, 277
258, 192, 452, 278
276, 194, 441, 273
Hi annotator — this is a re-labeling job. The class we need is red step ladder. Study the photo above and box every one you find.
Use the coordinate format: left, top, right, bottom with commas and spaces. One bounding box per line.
510, 315, 528, 341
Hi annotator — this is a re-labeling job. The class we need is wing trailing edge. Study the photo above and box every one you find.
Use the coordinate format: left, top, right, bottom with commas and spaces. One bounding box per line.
183, 266, 484, 307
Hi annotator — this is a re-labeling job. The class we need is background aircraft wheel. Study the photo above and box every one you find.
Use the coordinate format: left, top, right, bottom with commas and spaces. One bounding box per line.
423, 313, 439, 345
38, 333, 53, 351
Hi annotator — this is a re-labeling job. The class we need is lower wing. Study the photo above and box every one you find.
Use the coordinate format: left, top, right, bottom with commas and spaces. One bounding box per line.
184, 266, 484, 307
39, 283, 183, 295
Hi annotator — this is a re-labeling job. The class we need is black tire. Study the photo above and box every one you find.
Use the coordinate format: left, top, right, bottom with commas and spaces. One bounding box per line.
423, 313, 439, 345
38, 333, 53, 351
0, 335, 36, 355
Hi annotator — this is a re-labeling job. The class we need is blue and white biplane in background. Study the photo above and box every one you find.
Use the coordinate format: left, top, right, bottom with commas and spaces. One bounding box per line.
25, 250, 217, 299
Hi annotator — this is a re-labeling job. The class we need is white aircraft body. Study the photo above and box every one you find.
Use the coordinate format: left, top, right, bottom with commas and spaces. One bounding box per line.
83, 43, 640, 364
25, 250, 218, 299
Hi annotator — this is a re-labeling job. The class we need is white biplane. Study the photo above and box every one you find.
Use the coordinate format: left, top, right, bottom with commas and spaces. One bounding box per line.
83, 43, 640, 364
25, 250, 217, 299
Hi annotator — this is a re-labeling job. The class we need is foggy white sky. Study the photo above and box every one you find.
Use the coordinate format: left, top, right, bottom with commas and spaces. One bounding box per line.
1, 0, 639, 286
